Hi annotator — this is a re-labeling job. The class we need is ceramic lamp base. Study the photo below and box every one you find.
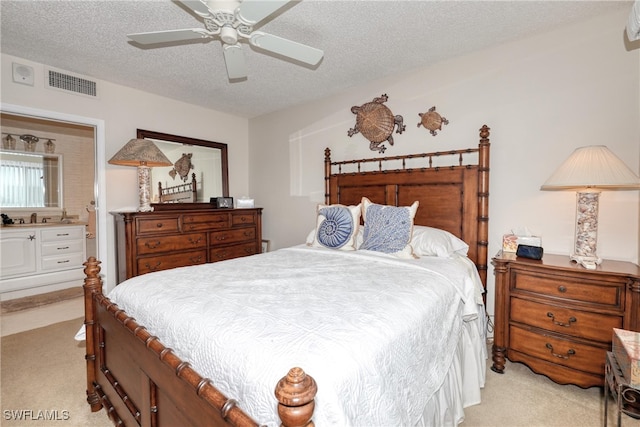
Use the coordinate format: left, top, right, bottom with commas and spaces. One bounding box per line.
137, 165, 152, 212
572, 191, 601, 269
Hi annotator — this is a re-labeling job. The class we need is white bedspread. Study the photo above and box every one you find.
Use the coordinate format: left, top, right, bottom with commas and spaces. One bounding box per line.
107, 246, 485, 426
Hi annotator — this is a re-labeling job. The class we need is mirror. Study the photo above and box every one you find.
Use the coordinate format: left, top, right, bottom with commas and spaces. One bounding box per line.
137, 129, 229, 206
0, 150, 63, 208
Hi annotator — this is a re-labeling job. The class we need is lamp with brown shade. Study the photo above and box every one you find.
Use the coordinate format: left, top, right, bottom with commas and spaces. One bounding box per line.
108, 138, 172, 212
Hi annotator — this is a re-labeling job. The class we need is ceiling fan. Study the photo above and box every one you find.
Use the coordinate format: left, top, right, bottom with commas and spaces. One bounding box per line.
127, 0, 324, 80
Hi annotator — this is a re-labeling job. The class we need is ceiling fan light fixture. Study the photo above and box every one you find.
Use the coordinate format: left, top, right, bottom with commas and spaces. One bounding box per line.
220, 26, 238, 44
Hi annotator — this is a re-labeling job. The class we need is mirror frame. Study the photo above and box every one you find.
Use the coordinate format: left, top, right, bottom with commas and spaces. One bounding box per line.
137, 129, 229, 209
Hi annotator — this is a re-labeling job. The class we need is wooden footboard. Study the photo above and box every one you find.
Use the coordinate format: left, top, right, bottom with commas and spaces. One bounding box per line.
83, 257, 317, 427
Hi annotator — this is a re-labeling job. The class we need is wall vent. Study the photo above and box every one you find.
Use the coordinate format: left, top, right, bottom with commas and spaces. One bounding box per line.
45, 68, 98, 98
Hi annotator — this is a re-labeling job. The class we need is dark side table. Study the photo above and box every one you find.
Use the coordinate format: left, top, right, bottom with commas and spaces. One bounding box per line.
604, 351, 640, 427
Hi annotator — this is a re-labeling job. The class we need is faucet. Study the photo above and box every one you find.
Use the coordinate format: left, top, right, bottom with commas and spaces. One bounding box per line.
30, 213, 37, 223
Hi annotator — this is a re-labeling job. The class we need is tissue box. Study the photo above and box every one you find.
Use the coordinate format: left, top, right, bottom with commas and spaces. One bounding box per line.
502, 234, 542, 252
612, 328, 640, 387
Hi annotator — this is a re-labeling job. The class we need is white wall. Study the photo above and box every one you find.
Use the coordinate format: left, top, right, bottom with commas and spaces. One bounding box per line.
249, 9, 640, 318
1, 53, 249, 290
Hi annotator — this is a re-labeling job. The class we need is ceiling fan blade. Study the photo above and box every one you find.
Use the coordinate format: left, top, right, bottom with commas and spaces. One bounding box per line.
128, 29, 211, 45
249, 32, 323, 65
237, 0, 291, 25
223, 44, 248, 79
178, 0, 211, 17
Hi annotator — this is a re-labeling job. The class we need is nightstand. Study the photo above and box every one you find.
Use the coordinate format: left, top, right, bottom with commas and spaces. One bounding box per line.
491, 251, 640, 388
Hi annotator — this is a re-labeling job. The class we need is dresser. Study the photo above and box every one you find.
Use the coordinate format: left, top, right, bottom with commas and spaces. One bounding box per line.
492, 251, 640, 388
114, 207, 262, 283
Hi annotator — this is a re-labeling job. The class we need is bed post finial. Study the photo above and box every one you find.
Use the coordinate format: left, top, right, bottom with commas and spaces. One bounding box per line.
83, 256, 103, 412
275, 367, 317, 427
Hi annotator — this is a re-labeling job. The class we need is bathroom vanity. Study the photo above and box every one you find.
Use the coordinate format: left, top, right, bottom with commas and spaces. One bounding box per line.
0, 223, 86, 299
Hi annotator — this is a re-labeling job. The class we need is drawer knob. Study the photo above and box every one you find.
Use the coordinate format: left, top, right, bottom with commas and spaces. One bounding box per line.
156, 223, 163, 228
545, 343, 575, 360
558, 285, 567, 293
546, 312, 577, 328
216, 235, 227, 241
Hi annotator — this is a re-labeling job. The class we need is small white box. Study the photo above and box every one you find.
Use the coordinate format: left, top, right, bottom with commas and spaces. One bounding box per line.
236, 198, 255, 208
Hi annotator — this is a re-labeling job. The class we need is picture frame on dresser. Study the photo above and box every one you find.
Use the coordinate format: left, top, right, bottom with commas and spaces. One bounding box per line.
491, 251, 640, 388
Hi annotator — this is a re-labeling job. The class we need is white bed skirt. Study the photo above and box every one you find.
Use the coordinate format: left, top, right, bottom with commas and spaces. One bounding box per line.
418, 308, 487, 426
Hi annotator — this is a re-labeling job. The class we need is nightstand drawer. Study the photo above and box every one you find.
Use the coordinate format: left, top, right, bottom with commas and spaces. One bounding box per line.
510, 325, 606, 376
210, 228, 256, 245
512, 270, 622, 308
137, 250, 207, 275
136, 217, 180, 235
136, 232, 206, 255
510, 297, 622, 343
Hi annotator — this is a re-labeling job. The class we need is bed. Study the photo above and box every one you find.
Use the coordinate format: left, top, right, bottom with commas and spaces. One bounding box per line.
83, 125, 491, 426
158, 172, 197, 203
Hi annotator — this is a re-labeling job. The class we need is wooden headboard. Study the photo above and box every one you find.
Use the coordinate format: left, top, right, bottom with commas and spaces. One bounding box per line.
325, 125, 490, 288
158, 173, 197, 203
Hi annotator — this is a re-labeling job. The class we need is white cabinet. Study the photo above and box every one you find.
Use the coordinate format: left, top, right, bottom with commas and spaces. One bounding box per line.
0, 229, 37, 277
0, 225, 86, 297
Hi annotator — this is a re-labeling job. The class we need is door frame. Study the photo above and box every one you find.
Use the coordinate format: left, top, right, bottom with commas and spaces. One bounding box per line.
1, 103, 108, 283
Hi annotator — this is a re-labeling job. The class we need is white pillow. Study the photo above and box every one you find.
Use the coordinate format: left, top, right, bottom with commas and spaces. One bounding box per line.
360, 197, 418, 259
308, 203, 361, 250
411, 225, 469, 257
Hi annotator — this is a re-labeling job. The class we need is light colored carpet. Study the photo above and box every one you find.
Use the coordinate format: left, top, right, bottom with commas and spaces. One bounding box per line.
0, 318, 637, 426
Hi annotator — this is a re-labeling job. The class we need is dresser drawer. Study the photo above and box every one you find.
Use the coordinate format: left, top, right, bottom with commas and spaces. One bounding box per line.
137, 250, 207, 275
136, 232, 206, 255
41, 252, 85, 272
210, 227, 256, 245
182, 213, 229, 231
509, 325, 606, 376
510, 297, 622, 343
41, 227, 85, 242
210, 242, 258, 262
511, 270, 622, 308
41, 239, 85, 256
136, 217, 180, 235
231, 212, 256, 226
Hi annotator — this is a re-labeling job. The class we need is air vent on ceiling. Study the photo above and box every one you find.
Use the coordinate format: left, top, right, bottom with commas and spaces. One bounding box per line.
45, 68, 98, 98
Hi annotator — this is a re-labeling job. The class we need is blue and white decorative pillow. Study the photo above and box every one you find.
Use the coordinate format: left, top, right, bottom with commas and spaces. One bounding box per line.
360, 197, 419, 258
310, 203, 361, 250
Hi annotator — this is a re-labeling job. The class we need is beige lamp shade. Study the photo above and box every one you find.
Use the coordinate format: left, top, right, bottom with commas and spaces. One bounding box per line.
541, 145, 640, 191
108, 138, 172, 167
540, 145, 640, 269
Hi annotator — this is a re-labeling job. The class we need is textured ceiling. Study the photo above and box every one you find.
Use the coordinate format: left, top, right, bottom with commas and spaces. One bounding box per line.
0, 1, 633, 118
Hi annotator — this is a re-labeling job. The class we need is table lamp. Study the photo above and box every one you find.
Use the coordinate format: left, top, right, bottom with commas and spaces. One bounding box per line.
541, 145, 640, 269
109, 138, 172, 212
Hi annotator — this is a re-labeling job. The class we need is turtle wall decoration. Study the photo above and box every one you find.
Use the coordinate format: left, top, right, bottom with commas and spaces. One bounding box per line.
347, 94, 405, 153
169, 153, 194, 182
417, 106, 449, 136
